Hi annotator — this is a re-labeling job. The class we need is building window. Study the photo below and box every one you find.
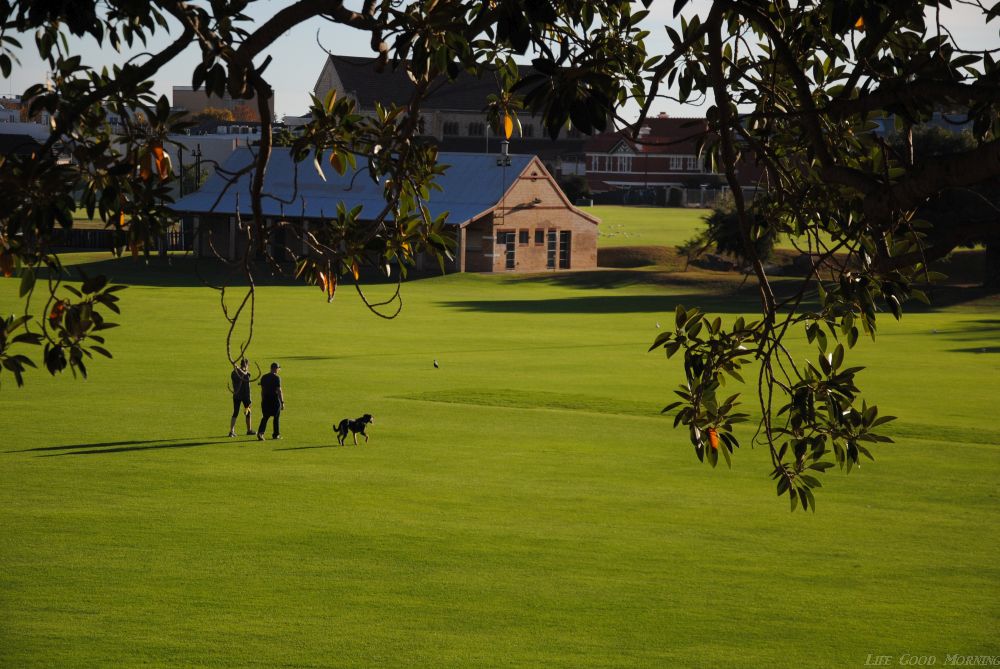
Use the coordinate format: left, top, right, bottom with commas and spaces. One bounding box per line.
468, 122, 485, 136
670, 155, 683, 170
559, 230, 572, 269
519, 229, 529, 245
614, 156, 632, 173
443, 121, 459, 135
523, 124, 534, 138
535, 229, 544, 245
685, 156, 700, 171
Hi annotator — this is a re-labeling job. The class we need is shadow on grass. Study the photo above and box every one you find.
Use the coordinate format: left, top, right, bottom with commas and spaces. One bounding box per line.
39, 250, 998, 313
44, 252, 438, 289
273, 444, 338, 451
936, 319, 1000, 348
7, 436, 234, 456
7, 438, 177, 453
38, 439, 233, 456
439, 292, 756, 315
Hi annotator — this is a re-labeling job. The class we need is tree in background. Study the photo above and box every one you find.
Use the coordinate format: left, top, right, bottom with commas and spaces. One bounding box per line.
231, 102, 258, 123
557, 175, 591, 205
679, 193, 778, 267
270, 127, 296, 148
889, 126, 999, 290
1, 0, 999, 508
191, 106, 234, 124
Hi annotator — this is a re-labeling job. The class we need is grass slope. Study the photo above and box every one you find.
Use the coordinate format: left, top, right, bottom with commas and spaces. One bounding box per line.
1, 255, 998, 668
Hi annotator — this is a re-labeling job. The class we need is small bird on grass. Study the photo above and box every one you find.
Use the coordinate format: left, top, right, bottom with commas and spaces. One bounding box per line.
433, 359, 439, 368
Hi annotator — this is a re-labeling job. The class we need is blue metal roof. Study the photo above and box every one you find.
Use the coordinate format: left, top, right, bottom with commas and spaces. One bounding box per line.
170, 147, 535, 226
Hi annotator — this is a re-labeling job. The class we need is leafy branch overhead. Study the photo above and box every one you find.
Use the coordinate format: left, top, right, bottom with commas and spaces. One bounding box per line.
637, 0, 998, 509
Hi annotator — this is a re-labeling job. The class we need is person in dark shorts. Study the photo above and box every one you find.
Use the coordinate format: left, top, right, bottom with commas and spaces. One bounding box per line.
229, 358, 254, 437
256, 362, 285, 440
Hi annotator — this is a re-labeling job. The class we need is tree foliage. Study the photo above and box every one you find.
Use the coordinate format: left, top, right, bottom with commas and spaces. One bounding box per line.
640, 0, 1000, 510
1, 0, 999, 508
702, 192, 777, 266
889, 126, 999, 288
192, 106, 234, 123
231, 102, 258, 122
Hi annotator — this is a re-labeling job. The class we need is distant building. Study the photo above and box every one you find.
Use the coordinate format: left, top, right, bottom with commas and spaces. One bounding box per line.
170, 148, 599, 273
870, 110, 974, 137
163, 126, 260, 182
584, 114, 763, 205
0, 95, 52, 141
311, 55, 587, 174
585, 116, 713, 193
172, 86, 275, 122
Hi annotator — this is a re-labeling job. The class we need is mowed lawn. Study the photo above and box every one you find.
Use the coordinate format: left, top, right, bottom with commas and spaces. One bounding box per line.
1, 254, 998, 668
593, 205, 710, 248
592, 204, 834, 253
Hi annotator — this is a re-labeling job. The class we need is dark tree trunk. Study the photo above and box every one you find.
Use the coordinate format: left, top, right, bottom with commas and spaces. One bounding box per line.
984, 238, 1000, 292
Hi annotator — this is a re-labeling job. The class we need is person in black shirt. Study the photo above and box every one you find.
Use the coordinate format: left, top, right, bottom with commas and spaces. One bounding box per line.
229, 358, 254, 437
256, 362, 285, 440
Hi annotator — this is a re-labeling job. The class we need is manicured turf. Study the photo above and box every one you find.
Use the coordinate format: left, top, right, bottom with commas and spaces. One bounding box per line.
593, 205, 710, 248
591, 204, 833, 255
1, 253, 998, 668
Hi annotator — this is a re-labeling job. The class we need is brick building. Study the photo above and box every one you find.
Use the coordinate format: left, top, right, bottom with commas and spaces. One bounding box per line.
170, 148, 598, 272
584, 115, 763, 204
585, 116, 713, 193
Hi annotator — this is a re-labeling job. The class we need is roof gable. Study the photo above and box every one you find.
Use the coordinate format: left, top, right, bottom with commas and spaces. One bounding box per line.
486, 156, 599, 227
585, 117, 709, 155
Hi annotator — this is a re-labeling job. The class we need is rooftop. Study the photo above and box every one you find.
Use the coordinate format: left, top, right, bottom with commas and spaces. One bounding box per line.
324, 55, 536, 112
171, 147, 535, 226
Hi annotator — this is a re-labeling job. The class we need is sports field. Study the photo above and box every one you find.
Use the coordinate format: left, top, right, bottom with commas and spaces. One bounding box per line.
2, 229, 998, 665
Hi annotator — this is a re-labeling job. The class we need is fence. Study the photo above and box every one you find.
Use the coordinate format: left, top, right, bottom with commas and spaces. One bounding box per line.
50, 228, 189, 252
594, 186, 760, 208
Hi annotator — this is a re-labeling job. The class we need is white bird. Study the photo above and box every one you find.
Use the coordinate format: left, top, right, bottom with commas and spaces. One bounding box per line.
433, 359, 439, 368
656, 321, 661, 329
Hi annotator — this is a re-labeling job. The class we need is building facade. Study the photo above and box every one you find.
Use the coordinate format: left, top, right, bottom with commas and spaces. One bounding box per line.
310, 55, 587, 172
584, 116, 714, 193
171, 148, 598, 273
583, 114, 763, 205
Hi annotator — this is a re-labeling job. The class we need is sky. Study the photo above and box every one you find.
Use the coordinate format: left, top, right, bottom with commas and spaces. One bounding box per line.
3, 1, 998, 121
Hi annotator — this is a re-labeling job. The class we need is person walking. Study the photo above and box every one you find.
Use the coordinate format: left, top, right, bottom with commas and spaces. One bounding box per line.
228, 358, 255, 437
256, 362, 284, 441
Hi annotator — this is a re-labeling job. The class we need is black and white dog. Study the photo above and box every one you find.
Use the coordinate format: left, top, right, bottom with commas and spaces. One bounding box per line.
335, 414, 374, 445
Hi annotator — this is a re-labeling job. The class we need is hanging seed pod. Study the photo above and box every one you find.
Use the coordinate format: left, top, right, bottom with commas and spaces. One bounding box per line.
707, 427, 719, 451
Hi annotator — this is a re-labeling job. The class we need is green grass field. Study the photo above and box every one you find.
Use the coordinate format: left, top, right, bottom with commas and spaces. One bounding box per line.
2, 246, 998, 667
593, 205, 710, 248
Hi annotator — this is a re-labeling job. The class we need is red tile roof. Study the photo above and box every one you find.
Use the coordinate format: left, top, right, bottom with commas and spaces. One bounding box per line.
585, 117, 709, 154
